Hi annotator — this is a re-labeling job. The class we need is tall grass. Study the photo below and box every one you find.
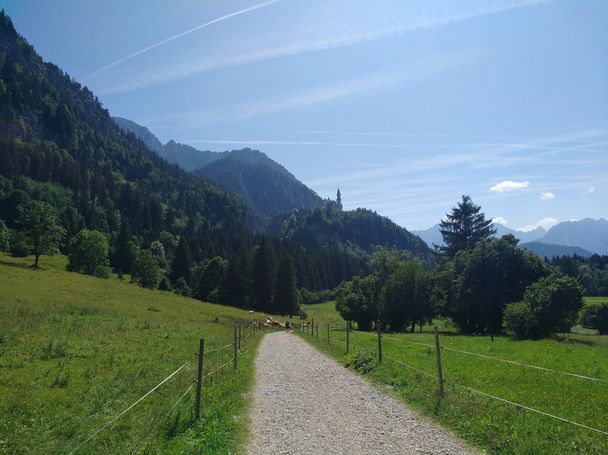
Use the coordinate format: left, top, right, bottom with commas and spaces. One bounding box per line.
0, 254, 265, 454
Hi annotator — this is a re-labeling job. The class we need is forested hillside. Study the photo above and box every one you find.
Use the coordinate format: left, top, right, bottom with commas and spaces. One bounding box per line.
0, 11, 251, 265
0, 11, 435, 317
195, 149, 324, 227
113, 117, 324, 227
274, 205, 430, 259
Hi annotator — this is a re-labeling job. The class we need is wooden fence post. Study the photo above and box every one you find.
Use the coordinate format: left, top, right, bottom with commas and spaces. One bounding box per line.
376, 319, 382, 364
233, 326, 238, 370
316, 322, 319, 340
195, 338, 204, 419
434, 326, 444, 397
346, 321, 350, 354
311, 318, 314, 337
238, 326, 241, 350
327, 323, 330, 344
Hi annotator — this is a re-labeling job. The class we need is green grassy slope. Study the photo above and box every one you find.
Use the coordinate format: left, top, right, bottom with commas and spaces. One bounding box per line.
0, 254, 268, 454
300, 301, 608, 454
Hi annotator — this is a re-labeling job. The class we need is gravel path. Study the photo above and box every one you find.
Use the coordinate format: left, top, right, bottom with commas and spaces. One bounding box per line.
247, 332, 478, 455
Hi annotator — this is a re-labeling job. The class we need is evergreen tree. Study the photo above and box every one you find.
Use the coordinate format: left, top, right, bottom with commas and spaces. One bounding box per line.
439, 195, 495, 257
273, 255, 300, 315
224, 251, 250, 308
172, 235, 192, 284
250, 237, 276, 312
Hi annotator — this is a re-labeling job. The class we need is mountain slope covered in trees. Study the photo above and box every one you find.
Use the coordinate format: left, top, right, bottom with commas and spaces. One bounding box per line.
274, 205, 431, 259
0, 11, 251, 263
113, 117, 324, 227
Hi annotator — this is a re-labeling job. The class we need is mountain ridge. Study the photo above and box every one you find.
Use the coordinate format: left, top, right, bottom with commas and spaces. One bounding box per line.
413, 218, 608, 256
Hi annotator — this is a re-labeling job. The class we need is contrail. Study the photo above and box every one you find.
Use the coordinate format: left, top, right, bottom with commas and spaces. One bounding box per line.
82, 0, 282, 82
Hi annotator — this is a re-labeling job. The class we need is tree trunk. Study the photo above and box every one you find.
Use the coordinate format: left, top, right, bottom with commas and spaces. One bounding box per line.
34, 252, 40, 267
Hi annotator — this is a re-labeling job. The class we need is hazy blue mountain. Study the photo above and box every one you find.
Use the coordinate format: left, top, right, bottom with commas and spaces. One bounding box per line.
493, 223, 546, 243
540, 218, 608, 255
162, 140, 226, 171
412, 224, 444, 249
195, 149, 324, 225
112, 117, 324, 226
520, 242, 593, 259
113, 117, 163, 153
412, 222, 545, 249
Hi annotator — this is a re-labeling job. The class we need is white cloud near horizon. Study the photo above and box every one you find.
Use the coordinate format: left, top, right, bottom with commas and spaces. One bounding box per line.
94, 0, 551, 94
518, 217, 558, 232
489, 180, 530, 193
583, 186, 595, 194
539, 191, 555, 200
492, 216, 508, 225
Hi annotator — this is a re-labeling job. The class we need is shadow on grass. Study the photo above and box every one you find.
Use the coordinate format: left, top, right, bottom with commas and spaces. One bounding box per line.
0, 258, 39, 269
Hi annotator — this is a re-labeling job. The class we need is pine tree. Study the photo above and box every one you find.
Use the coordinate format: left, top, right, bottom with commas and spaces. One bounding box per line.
439, 195, 495, 257
273, 255, 300, 315
250, 237, 276, 312
172, 235, 192, 284
224, 252, 249, 308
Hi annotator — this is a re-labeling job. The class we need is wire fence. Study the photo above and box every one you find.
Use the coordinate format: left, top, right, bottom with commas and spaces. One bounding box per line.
68, 321, 262, 454
297, 320, 608, 439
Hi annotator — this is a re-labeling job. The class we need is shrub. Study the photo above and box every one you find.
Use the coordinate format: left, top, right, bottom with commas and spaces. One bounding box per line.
504, 301, 536, 340
347, 350, 375, 373
131, 249, 161, 289
580, 301, 608, 335
67, 229, 110, 278
0, 218, 9, 252
505, 274, 584, 339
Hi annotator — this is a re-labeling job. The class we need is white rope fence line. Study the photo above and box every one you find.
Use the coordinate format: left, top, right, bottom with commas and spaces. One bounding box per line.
128, 381, 196, 455
383, 354, 436, 379
381, 335, 608, 383
203, 360, 231, 380
204, 343, 233, 354
68, 362, 189, 454
306, 328, 608, 436
446, 380, 608, 436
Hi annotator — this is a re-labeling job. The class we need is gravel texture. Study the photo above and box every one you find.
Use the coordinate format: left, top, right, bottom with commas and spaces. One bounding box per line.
247, 332, 478, 455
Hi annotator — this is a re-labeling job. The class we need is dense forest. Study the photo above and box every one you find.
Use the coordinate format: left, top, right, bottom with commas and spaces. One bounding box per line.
0, 11, 428, 316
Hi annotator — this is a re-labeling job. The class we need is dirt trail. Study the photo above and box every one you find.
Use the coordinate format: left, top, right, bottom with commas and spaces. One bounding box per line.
247, 332, 478, 454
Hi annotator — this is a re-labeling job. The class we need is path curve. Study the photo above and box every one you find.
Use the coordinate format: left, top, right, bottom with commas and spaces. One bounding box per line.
247, 332, 478, 454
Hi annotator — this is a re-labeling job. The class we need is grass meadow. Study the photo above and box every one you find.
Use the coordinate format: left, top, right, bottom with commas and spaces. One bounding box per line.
0, 254, 268, 454
301, 301, 608, 454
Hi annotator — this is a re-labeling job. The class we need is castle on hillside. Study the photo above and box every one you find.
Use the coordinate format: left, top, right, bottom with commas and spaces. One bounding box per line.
324, 189, 343, 213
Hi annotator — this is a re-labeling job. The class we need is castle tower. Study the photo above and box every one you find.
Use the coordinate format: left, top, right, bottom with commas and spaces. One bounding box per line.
336, 188, 343, 211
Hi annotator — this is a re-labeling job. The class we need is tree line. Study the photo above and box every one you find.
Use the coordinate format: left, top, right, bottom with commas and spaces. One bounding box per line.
336, 195, 598, 339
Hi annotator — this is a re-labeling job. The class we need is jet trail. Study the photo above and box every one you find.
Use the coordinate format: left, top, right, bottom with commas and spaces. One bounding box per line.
82, 0, 282, 81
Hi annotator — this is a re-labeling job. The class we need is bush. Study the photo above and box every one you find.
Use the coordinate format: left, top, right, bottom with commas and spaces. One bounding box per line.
346, 350, 375, 373
580, 301, 608, 335
67, 229, 110, 278
0, 218, 9, 252
504, 301, 536, 340
131, 249, 161, 289
505, 274, 584, 339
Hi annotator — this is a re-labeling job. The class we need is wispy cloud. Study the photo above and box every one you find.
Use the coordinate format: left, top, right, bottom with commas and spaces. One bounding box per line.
148, 50, 479, 124
539, 191, 555, 200
518, 217, 558, 232
96, 0, 550, 94
82, 0, 282, 82
583, 186, 595, 195
489, 180, 530, 193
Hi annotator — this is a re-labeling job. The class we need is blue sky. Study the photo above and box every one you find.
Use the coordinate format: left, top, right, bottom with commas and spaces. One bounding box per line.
3, 0, 607, 230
